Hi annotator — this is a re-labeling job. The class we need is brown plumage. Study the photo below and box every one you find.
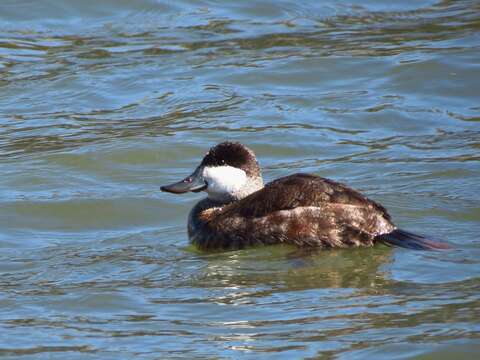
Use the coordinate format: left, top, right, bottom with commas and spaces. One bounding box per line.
188, 173, 394, 250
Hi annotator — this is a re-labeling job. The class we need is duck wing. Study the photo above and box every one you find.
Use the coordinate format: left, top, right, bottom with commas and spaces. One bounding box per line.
225, 173, 391, 221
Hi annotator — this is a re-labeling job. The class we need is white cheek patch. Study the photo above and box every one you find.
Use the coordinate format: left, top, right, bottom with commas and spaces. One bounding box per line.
202, 166, 247, 195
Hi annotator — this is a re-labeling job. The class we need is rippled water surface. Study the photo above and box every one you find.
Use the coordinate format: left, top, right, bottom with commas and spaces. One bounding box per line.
1, 0, 480, 358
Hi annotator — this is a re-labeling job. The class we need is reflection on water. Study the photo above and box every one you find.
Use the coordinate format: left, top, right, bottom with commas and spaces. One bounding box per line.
194, 246, 393, 292
0, 0, 479, 358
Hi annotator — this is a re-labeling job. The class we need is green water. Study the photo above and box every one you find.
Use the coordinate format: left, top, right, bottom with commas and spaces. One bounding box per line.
1, 0, 479, 358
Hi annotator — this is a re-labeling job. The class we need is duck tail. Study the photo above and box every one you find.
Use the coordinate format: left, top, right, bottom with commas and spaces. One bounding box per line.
377, 229, 451, 250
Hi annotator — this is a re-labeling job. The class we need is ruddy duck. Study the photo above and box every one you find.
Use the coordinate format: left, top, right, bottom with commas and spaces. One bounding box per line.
161, 142, 449, 251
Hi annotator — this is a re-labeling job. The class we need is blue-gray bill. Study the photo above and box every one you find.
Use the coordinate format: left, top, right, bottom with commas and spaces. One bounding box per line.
160, 167, 207, 194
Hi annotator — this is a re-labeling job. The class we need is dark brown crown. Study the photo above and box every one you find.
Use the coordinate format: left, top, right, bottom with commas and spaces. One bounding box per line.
201, 142, 261, 177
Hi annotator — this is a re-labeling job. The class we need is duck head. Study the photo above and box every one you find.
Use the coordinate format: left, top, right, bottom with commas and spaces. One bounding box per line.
161, 142, 264, 202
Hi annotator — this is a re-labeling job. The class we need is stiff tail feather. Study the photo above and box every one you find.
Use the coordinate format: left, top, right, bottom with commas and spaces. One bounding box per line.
377, 229, 450, 250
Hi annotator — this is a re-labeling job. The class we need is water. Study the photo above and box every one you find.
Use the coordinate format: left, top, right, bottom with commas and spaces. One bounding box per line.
1, 0, 479, 358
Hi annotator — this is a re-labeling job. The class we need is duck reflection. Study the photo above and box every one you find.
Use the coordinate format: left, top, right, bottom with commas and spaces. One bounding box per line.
189, 245, 393, 303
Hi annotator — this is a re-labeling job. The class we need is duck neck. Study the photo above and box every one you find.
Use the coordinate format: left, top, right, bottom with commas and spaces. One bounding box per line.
187, 176, 263, 245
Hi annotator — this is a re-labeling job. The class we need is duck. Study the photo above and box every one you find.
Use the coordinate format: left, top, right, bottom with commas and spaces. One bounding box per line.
161, 142, 449, 251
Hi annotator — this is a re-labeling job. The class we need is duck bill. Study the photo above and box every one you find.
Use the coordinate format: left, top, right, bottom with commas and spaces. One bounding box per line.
160, 167, 207, 194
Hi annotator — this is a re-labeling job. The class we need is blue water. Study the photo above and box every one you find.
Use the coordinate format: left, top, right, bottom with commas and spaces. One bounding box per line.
1, 0, 479, 358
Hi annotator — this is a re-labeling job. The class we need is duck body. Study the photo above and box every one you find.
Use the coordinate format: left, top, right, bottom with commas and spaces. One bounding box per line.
188, 173, 395, 250
161, 142, 449, 251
